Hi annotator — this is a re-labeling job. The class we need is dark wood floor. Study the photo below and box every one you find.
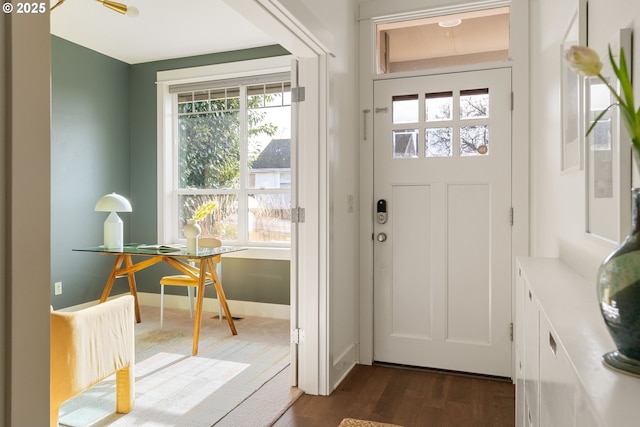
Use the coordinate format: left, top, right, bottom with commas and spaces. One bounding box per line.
272, 364, 515, 427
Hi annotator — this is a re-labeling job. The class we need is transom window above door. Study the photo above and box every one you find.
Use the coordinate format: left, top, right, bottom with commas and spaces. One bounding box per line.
376, 6, 510, 74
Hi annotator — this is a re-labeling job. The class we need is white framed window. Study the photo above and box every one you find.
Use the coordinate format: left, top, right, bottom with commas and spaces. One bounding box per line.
157, 57, 293, 255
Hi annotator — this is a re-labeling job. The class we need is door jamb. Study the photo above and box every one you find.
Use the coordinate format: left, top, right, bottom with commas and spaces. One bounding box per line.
223, 0, 332, 396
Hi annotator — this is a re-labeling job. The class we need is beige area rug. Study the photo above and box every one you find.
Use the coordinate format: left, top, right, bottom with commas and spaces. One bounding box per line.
58, 304, 300, 427
339, 419, 404, 427
215, 363, 301, 427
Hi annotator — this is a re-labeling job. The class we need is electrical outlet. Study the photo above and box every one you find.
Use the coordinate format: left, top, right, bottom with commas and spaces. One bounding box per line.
54, 281, 63, 295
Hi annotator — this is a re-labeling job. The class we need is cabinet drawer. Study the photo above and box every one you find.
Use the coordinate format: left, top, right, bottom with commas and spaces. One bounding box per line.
515, 263, 528, 427
539, 314, 575, 427
516, 349, 526, 427
523, 280, 539, 427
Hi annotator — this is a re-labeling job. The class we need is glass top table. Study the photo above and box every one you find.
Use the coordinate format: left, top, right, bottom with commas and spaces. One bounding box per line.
74, 243, 244, 257
73, 243, 246, 355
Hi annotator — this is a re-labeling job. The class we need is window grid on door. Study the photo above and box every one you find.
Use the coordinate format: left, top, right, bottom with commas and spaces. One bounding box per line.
391, 88, 491, 159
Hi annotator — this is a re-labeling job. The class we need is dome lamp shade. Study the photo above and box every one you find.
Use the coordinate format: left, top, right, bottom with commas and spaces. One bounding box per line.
95, 193, 132, 249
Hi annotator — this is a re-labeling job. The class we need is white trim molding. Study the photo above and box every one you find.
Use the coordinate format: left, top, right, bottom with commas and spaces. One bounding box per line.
60, 293, 291, 320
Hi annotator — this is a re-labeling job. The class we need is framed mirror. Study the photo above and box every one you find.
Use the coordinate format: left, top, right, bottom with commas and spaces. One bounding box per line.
585, 28, 633, 243
560, 0, 588, 172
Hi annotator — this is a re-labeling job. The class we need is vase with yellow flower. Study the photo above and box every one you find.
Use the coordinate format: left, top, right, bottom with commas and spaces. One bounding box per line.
183, 201, 216, 254
566, 44, 640, 376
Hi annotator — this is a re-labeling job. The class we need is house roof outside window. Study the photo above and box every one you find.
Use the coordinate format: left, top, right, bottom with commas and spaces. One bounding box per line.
252, 138, 291, 169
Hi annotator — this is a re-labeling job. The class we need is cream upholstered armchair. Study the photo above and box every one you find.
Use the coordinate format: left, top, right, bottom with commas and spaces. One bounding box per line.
50, 295, 135, 427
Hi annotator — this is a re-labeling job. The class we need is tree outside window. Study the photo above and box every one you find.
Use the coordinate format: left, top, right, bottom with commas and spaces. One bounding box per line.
176, 81, 292, 246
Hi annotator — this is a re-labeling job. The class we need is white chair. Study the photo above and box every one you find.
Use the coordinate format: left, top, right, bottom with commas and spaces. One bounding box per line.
159, 237, 223, 327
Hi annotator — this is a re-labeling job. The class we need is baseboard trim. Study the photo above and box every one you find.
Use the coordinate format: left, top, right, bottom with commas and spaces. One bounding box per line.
59, 292, 291, 320
332, 343, 358, 391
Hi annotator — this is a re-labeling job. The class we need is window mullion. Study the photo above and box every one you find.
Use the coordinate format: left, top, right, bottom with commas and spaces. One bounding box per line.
238, 85, 249, 245
171, 94, 181, 242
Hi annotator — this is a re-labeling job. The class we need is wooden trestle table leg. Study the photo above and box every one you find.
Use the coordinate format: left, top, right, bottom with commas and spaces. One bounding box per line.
192, 260, 208, 356
99, 254, 142, 323
190, 256, 238, 355
100, 254, 125, 303
208, 258, 237, 335
123, 255, 141, 323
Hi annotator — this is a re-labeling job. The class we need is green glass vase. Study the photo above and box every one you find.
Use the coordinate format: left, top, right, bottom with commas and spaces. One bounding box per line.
596, 187, 640, 376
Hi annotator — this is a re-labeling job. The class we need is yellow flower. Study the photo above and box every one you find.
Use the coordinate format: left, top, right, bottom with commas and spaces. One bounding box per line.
192, 201, 216, 221
564, 45, 603, 77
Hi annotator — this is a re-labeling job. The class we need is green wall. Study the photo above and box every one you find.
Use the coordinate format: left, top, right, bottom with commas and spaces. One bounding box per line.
51, 36, 290, 309
51, 36, 131, 307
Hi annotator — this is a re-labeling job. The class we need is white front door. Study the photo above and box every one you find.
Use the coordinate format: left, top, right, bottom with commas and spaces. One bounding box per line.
373, 68, 512, 377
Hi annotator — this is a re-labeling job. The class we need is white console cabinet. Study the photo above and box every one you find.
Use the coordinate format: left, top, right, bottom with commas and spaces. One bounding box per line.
515, 257, 640, 427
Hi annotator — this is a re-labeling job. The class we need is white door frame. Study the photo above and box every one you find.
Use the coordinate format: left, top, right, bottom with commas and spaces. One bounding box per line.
224, 0, 333, 395
358, 1, 530, 381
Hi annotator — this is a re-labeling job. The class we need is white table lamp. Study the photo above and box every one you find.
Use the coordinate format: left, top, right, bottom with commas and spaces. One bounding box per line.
95, 193, 132, 249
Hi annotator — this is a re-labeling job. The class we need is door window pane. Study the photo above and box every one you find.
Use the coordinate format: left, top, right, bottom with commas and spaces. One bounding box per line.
393, 129, 419, 158
460, 125, 489, 156
425, 91, 453, 121
393, 94, 419, 124
460, 88, 489, 119
426, 127, 453, 157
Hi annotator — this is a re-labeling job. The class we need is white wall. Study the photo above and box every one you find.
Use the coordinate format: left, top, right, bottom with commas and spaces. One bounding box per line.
297, 0, 361, 390
530, 0, 640, 281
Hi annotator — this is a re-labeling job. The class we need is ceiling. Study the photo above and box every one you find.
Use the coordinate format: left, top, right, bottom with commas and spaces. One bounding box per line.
50, 0, 276, 64
51, 2, 509, 68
